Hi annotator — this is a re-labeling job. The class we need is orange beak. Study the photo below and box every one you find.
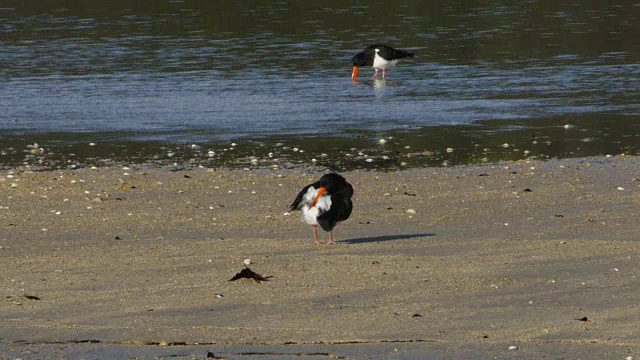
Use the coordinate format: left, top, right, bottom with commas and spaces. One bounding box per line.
309, 187, 326, 208
351, 66, 359, 81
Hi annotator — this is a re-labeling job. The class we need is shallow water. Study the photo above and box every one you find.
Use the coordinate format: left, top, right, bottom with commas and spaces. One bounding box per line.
1, 1, 638, 169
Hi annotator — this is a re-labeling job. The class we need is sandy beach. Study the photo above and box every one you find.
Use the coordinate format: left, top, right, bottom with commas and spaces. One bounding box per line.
1, 155, 639, 359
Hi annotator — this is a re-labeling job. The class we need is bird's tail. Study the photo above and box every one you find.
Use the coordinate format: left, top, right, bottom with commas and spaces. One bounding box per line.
395, 49, 415, 59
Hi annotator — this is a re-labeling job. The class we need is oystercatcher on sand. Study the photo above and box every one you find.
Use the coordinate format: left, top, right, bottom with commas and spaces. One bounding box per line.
290, 173, 354, 245
351, 44, 414, 80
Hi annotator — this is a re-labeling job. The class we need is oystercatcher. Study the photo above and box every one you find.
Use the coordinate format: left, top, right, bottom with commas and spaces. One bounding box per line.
290, 173, 354, 245
351, 44, 414, 80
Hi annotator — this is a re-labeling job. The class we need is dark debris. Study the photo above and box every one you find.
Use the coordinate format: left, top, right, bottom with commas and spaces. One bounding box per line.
229, 267, 273, 283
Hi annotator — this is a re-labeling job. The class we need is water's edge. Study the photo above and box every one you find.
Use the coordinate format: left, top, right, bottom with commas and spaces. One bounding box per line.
2, 114, 637, 171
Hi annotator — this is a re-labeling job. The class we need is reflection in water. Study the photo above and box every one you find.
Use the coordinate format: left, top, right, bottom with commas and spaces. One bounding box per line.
373, 79, 387, 90
0, 1, 637, 169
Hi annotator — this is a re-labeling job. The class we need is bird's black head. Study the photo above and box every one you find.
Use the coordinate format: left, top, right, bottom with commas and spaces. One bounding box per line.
319, 173, 349, 193
351, 52, 369, 80
352, 52, 367, 67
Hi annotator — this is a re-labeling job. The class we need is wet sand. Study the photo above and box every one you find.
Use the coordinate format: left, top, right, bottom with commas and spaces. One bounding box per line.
1, 155, 639, 359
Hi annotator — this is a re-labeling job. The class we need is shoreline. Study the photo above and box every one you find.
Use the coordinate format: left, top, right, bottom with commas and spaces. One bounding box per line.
1, 155, 639, 358
2, 114, 638, 172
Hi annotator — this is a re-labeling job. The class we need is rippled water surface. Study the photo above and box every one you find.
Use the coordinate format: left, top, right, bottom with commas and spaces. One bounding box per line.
1, 1, 638, 168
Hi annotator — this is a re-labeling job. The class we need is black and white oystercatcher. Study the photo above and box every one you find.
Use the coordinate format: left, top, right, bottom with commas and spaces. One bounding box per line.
352, 44, 414, 80
290, 173, 354, 245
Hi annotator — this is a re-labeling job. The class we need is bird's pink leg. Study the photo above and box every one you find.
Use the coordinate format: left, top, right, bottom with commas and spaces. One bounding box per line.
313, 225, 320, 245
327, 232, 335, 245
382, 69, 387, 80
373, 69, 379, 79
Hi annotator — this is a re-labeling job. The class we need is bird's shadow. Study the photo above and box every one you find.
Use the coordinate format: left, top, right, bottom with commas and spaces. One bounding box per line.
340, 233, 435, 244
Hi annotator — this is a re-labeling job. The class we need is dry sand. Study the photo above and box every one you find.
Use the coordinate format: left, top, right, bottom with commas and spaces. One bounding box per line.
1, 155, 639, 359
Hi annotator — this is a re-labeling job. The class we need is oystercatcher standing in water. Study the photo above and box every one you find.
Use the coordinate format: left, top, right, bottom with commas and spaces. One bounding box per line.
351, 44, 414, 80
290, 173, 354, 245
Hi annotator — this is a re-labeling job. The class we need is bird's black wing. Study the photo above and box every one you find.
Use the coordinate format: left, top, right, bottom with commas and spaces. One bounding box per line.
290, 181, 319, 211
393, 48, 414, 59
334, 183, 354, 222
377, 45, 414, 60
317, 184, 353, 232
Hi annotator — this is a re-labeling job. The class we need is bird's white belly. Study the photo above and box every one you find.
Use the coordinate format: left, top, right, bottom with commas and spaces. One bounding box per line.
300, 196, 332, 225
300, 205, 320, 225
373, 52, 398, 69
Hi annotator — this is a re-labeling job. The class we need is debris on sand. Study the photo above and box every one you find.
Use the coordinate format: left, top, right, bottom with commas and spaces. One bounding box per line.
229, 267, 272, 283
